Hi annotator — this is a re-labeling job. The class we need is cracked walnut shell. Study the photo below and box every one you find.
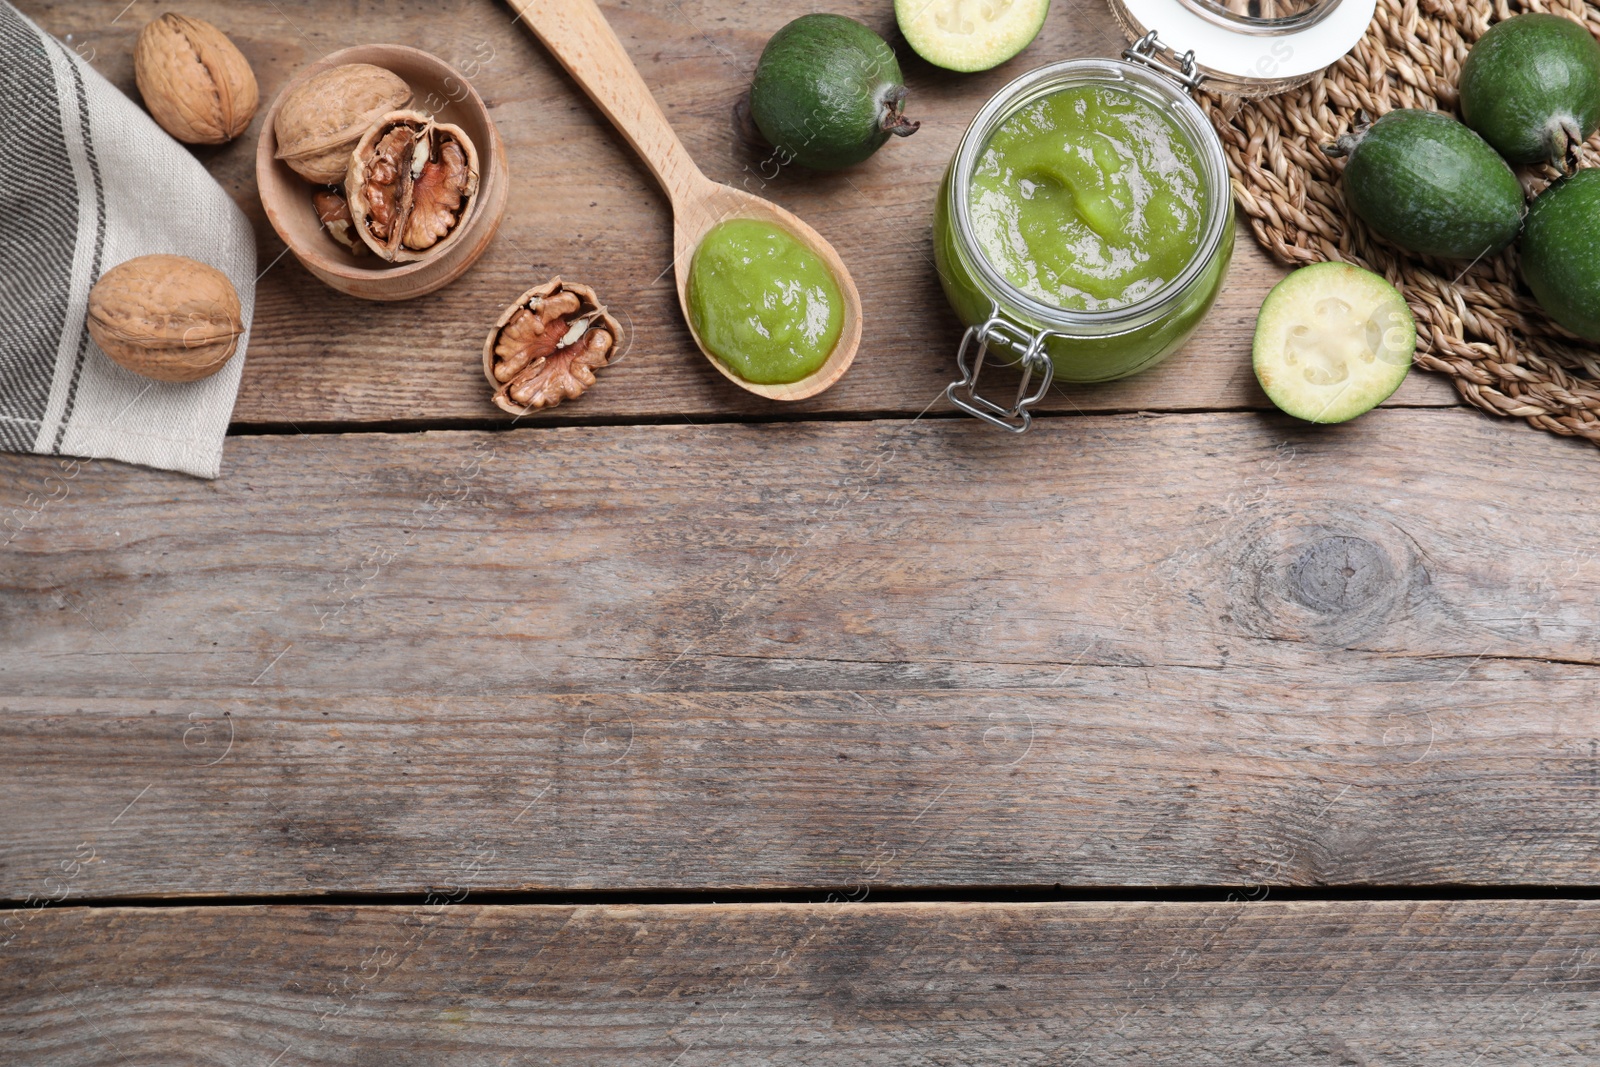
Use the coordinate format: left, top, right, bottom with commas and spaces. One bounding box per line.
484, 279, 621, 414
273, 63, 412, 185
346, 110, 479, 263
134, 13, 258, 145
87, 255, 243, 383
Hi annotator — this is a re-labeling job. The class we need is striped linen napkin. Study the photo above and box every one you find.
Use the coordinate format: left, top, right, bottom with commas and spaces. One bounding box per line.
0, 1, 255, 479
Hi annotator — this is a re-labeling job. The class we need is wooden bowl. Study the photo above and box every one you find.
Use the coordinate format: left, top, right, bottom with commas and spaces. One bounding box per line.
255, 45, 509, 302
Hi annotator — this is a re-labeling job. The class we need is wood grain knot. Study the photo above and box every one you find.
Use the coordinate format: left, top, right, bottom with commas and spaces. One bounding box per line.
1287, 535, 1392, 615
1222, 514, 1428, 647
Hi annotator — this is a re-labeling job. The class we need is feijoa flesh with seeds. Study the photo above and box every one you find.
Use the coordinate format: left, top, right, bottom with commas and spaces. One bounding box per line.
1520, 169, 1600, 341
1326, 109, 1525, 260
748, 14, 919, 171
1460, 13, 1600, 170
1253, 262, 1415, 424
895, 0, 1051, 73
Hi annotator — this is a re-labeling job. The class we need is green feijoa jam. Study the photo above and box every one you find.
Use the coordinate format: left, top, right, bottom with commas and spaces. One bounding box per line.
1460, 13, 1600, 167
688, 219, 844, 385
1520, 169, 1600, 341
1328, 109, 1525, 260
968, 83, 1206, 311
748, 14, 919, 171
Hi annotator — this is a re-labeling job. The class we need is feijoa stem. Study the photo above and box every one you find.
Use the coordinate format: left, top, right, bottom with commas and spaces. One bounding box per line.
1554, 116, 1583, 175
1323, 110, 1372, 159
879, 85, 921, 138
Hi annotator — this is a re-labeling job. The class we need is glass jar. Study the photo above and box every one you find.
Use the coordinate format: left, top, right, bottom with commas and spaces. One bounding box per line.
935, 59, 1235, 418
938, 0, 1375, 431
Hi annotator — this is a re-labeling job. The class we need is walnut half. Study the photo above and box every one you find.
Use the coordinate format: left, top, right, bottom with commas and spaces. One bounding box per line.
345, 110, 480, 263
483, 279, 623, 414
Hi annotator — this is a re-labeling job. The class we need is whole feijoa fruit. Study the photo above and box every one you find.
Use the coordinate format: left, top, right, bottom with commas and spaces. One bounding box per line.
1326, 109, 1525, 260
748, 14, 919, 170
1520, 168, 1600, 341
87, 255, 243, 382
1460, 13, 1600, 169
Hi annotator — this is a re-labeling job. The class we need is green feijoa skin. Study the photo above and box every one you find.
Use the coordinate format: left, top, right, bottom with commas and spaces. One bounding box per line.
748, 14, 920, 171
1460, 13, 1600, 168
1520, 169, 1600, 341
895, 0, 1050, 73
1253, 262, 1415, 424
1326, 109, 1525, 260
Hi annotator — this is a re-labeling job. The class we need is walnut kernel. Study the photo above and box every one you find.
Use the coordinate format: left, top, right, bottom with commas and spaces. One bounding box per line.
312, 187, 365, 255
483, 279, 621, 413
346, 111, 479, 263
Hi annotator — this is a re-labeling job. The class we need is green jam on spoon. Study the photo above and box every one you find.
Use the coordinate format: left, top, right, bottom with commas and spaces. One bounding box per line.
687, 218, 844, 386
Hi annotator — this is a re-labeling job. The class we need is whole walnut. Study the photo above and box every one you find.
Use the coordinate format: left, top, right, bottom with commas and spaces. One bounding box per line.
134, 13, 259, 145
87, 255, 244, 383
274, 63, 413, 185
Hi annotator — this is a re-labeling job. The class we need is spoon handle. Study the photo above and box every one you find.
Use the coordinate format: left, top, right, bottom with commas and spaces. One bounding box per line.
506, 0, 706, 202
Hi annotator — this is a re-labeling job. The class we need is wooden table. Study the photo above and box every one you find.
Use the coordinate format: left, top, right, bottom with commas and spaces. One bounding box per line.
5, 2, 1598, 1063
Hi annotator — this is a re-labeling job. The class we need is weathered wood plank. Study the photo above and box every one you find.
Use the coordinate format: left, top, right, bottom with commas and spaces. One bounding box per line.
4, 685, 1598, 898
3, 410, 1598, 896
4, 901, 1598, 1065
19, 0, 1459, 425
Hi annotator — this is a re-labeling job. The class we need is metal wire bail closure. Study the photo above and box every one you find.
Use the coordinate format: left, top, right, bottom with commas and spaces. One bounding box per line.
1122, 30, 1206, 91
945, 309, 1056, 434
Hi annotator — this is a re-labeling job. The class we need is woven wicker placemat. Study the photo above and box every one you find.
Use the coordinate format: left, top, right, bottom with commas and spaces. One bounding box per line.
1201, 0, 1600, 443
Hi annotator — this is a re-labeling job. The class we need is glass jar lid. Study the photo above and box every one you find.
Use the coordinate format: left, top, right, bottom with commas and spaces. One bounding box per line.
1108, 0, 1374, 94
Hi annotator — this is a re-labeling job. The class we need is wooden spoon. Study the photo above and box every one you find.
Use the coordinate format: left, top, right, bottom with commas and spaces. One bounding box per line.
505, 0, 862, 401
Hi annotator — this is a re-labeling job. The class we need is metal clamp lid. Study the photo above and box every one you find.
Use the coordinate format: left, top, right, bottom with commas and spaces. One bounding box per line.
1123, 30, 1206, 91
945, 309, 1056, 434
1109, 0, 1376, 95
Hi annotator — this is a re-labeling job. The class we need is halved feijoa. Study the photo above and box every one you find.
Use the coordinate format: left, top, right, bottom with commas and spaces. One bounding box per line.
895, 0, 1050, 73
1521, 169, 1600, 341
1326, 109, 1525, 260
1253, 262, 1415, 424
1460, 13, 1600, 169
